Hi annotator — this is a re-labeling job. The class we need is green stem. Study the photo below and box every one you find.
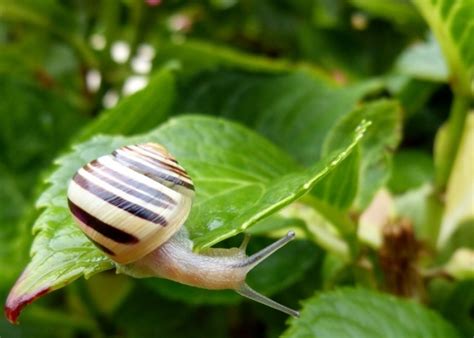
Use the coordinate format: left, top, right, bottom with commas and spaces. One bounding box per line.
435, 94, 471, 190
67, 34, 99, 69
129, 0, 145, 51
101, 0, 120, 49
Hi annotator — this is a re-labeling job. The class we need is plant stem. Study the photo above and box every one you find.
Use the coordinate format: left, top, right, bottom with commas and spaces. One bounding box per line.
435, 94, 471, 190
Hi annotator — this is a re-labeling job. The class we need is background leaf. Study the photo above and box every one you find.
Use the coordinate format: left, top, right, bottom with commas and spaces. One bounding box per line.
282, 288, 460, 338
388, 150, 434, 194
395, 35, 449, 82
350, 0, 424, 30
413, 0, 474, 95
176, 70, 381, 165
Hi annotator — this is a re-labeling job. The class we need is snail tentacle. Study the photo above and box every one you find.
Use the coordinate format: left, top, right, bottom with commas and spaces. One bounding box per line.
237, 283, 300, 318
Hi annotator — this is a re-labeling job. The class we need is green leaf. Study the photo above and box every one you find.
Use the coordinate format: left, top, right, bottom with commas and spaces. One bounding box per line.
388, 150, 434, 194
280, 202, 351, 260
77, 68, 176, 141
321, 100, 402, 210
115, 286, 230, 338
386, 76, 440, 118
435, 280, 474, 336
0, 165, 27, 294
154, 37, 330, 80
282, 288, 460, 338
0, 75, 86, 193
444, 248, 474, 279
0, 0, 97, 67
438, 113, 474, 247
350, 0, 424, 29
413, 0, 474, 96
0, 0, 76, 33
312, 147, 360, 210
395, 35, 449, 82
177, 70, 382, 165
6, 115, 368, 323
438, 220, 474, 264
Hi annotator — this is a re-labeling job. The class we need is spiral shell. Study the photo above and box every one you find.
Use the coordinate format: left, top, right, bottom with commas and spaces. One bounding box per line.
67, 143, 194, 264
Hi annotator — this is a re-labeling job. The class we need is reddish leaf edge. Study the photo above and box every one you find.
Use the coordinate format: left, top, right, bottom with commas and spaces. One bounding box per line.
5, 274, 51, 324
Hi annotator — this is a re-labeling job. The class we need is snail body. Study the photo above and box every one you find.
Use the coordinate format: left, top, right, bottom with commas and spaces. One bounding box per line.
67, 143, 299, 317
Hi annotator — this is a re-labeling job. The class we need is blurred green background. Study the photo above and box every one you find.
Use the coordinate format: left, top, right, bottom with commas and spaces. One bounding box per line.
0, 0, 473, 337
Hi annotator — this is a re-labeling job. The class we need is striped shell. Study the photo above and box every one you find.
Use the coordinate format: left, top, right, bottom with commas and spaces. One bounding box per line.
67, 143, 195, 264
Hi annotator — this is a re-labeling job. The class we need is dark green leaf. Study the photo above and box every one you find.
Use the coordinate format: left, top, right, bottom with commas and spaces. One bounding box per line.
0, 0, 97, 67
0, 165, 27, 294
350, 0, 424, 29
435, 280, 474, 337
154, 37, 329, 80
388, 150, 434, 194
115, 287, 230, 338
177, 70, 382, 165
0, 75, 86, 193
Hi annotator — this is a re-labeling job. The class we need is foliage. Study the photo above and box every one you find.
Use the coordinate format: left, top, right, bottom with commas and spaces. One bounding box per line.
0, 0, 472, 337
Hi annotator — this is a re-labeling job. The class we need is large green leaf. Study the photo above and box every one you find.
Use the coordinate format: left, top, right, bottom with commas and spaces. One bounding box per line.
282, 288, 460, 338
5, 115, 368, 323
413, 0, 474, 96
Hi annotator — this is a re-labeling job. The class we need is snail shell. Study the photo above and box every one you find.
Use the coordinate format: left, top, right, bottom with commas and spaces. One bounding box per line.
67, 143, 194, 264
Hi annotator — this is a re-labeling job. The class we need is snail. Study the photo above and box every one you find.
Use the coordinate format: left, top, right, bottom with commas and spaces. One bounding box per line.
67, 143, 300, 317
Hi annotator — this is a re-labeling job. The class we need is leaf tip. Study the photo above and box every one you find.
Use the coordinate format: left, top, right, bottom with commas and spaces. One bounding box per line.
355, 119, 372, 140
4, 279, 51, 324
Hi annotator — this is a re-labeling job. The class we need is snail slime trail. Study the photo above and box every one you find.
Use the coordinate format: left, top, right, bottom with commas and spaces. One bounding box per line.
67, 143, 300, 317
